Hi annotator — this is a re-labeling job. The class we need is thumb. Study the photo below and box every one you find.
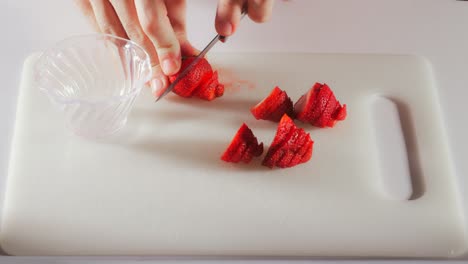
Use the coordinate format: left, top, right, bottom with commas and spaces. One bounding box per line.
150, 65, 170, 99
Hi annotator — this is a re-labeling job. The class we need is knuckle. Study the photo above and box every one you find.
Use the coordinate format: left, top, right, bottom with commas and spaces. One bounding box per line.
140, 21, 153, 35
140, 18, 159, 36
100, 24, 115, 35
174, 31, 187, 41
140, 12, 168, 35
155, 43, 177, 53
124, 23, 147, 43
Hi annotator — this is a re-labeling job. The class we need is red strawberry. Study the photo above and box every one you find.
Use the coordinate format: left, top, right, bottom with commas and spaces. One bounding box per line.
295, 83, 331, 123
195, 71, 225, 101
169, 57, 213, 98
276, 131, 309, 168
315, 93, 339, 128
334, 104, 347, 121
294, 83, 347, 128
294, 83, 320, 122
262, 114, 314, 168
221, 123, 264, 163
251, 86, 294, 122
262, 124, 297, 167
326, 104, 347, 127
269, 129, 311, 168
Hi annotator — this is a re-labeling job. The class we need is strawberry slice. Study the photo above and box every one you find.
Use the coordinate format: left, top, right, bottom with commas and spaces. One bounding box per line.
195, 71, 225, 101
300, 140, 314, 163
294, 83, 323, 122
315, 93, 339, 128
276, 131, 309, 168
294, 83, 347, 127
267, 127, 311, 168
326, 104, 347, 127
169, 57, 224, 100
334, 104, 347, 121
251, 86, 295, 122
307, 84, 332, 123
261, 113, 297, 168
169, 57, 213, 98
262, 114, 314, 168
262, 126, 298, 168
221, 123, 264, 163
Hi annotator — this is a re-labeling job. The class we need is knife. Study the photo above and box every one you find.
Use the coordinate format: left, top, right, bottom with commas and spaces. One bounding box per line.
154, 11, 247, 102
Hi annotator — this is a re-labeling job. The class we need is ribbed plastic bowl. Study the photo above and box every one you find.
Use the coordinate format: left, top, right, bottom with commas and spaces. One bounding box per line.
35, 34, 152, 138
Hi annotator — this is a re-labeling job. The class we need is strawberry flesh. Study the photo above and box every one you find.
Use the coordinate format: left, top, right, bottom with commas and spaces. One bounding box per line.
221, 123, 264, 163
294, 83, 347, 127
251, 86, 294, 122
195, 71, 225, 101
334, 104, 347, 121
262, 114, 314, 168
169, 57, 224, 100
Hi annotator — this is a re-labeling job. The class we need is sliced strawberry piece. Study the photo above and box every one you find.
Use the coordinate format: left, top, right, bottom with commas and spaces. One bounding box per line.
294, 83, 322, 122
334, 104, 347, 121
221, 134, 244, 162
290, 138, 313, 166
315, 94, 338, 128
251, 86, 294, 122
264, 127, 299, 167
261, 114, 296, 167
215, 83, 224, 97
169, 57, 213, 98
308, 85, 333, 123
276, 131, 308, 168
241, 140, 264, 163
262, 114, 314, 168
294, 83, 347, 128
301, 141, 314, 163
326, 103, 347, 127
275, 129, 312, 169
195, 71, 224, 101
221, 123, 264, 163
231, 141, 248, 163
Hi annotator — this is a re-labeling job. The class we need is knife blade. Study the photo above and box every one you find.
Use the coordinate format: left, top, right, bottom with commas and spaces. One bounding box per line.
154, 11, 247, 102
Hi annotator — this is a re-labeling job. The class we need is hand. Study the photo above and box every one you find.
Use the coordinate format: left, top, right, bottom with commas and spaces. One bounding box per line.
215, 0, 274, 36
74, 0, 199, 95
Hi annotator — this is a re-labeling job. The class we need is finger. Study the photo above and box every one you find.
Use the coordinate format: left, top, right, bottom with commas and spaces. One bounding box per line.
215, 0, 244, 36
179, 39, 200, 57
74, 0, 100, 31
164, 0, 185, 32
247, 0, 274, 23
150, 65, 170, 98
165, 0, 199, 57
108, 0, 159, 66
135, 0, 181, 76
89, 0, 127, 38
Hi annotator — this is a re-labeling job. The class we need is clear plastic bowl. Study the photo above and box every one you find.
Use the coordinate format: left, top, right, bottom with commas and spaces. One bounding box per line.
35, 34, 152, 138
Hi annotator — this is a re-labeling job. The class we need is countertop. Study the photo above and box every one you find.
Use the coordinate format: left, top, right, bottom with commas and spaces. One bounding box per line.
0, 0, 467, 263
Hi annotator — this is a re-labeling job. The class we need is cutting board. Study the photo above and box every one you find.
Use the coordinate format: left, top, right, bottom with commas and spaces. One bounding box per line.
1, 53, 466, 257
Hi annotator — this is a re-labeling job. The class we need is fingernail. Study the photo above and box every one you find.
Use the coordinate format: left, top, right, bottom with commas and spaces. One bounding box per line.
151, 78, 163, 95
220, 22, 233, 36
162, 58, 179, 75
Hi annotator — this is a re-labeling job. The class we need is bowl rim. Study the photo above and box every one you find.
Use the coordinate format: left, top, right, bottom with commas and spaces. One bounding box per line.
35, 33, 152, 106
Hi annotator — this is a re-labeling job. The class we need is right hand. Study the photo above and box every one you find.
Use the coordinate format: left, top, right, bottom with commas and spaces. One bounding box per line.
74, 0, 199, 95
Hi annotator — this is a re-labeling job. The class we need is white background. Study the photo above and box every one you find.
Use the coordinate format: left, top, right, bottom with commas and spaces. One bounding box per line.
0, 0, 467, 263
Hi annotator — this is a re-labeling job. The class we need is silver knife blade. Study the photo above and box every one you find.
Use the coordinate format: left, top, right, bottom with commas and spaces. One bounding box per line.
155, 11, 247, 102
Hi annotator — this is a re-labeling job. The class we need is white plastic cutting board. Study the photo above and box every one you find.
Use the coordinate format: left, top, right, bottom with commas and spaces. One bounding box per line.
1, 53, 466, 257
